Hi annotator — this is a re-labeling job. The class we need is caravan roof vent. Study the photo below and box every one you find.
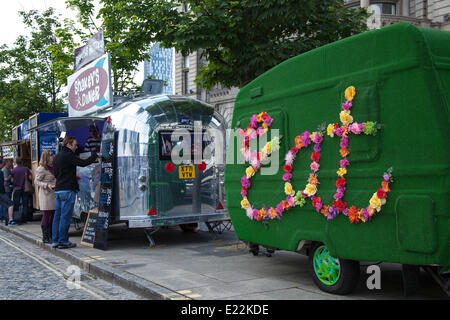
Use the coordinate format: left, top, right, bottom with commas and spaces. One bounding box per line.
141, 79, 164, 95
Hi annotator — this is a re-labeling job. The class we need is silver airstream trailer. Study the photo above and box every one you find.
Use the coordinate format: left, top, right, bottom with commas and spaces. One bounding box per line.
31, 92, 230, 245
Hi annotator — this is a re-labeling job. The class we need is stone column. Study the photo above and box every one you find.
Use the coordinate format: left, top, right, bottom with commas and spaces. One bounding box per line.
360, 0, 370, 7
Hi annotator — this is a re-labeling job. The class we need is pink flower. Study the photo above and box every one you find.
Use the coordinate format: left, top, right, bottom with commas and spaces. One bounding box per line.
250, 130, 258, 140
340, 158, 350, 168
335, 127, 344, 137
283, 173, 292, 181
276, 203, 284, 215
246, 207, 254, 219
350, 123, 362, 134
340, 136, 348, 148
238, 128, 246, 138
257, 127, 265, 136
264, 117, 273, 126
310, 162, 320, 172
342, 101, 352, 110
301, 131, 311, 147
285, 152, 295, 165
249, 115, 258, 129
287, 196, 295, 207
244, 150, 251, 162
241, 176, 251, 189
312, 134, 323, 144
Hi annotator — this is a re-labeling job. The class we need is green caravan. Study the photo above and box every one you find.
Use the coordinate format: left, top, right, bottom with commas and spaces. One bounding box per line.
225, 23, 450, 295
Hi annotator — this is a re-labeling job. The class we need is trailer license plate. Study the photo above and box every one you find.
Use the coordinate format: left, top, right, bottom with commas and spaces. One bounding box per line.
179, 165, 195, 179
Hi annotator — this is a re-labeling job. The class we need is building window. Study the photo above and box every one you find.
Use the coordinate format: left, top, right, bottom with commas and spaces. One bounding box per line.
184, 55, 190, 68
369, 3, 397, 15
184, 70, 190, 94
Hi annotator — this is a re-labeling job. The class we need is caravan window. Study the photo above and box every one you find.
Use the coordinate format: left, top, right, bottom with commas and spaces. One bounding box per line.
158, 130, 211, 161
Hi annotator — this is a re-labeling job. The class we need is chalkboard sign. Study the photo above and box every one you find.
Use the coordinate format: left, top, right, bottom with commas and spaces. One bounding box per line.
80, 209, 97, 248
80, 122, 115, 250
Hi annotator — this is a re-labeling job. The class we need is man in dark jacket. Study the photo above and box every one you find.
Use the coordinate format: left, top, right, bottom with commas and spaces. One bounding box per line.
52, 136, 98, 249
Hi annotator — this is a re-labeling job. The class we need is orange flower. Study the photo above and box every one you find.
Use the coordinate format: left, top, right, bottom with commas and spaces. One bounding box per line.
281, 200, 290, 210
321, 205, 329, 217
381, 181, 391, 192
342, 125, 349, 135
348, 206, 360, 224
308, 174, 319, 185
340, 147, 350, 158
295, 136, 303, 149
368, 207, 375, 216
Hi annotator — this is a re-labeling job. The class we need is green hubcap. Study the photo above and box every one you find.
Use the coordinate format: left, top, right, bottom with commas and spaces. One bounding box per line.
313, 245, 341, 286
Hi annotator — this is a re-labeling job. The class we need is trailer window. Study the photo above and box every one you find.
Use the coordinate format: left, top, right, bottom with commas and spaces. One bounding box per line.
158, 130, 211, 161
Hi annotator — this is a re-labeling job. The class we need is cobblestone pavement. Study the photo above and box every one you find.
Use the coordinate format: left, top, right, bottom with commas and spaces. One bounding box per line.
0, 228, 145, 300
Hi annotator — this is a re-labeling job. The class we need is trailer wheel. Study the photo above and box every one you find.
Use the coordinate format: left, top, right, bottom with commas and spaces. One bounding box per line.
309, 242, 360, 295
249, 243, 259, 256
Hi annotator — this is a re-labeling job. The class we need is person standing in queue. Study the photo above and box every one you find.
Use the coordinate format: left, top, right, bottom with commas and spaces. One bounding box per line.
52, 136, 98, 249
34, 150, 56, 243
0, 159, 14, 225
11, 157, 32, 224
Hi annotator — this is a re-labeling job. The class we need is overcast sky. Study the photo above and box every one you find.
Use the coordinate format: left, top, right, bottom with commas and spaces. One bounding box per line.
1, 0, 144, 85
1, 0, 78, 47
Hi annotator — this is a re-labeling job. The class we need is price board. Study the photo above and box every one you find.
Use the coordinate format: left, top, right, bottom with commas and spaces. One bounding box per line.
80, 122, 115, 250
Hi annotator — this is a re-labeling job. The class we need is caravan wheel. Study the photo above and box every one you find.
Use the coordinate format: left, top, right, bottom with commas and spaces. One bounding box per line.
308, 242, 360, 295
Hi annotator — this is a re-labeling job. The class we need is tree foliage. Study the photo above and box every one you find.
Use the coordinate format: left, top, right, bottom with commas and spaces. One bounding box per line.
125, 0, 370, 89
66, 0, 154, 92
0, 8, 72, 140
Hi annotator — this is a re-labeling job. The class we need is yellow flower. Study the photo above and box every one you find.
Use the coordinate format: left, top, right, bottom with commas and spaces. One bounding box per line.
304, 183, 317, 197
345, 86, 356, 101
327, 124, 335, 137
337, 167, 347, 177
262, 123, 269, 132
359, 210, 366, 223
369, 193, 382, 212
340, 110, 353, 126
258, 208, 266, 219
285, 182, 295, 196
241, 198, 250, 209
256, 113, 263, 122
310, 132, 317, 141
246, 166, 255, 179
264, 142, 271, 154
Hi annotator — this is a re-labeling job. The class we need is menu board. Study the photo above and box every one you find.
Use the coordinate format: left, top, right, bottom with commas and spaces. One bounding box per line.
80, 209, 97, 248
80, 124, 115, 250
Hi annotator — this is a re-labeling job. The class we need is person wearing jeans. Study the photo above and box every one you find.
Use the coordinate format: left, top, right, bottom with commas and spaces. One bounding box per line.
52, 136, 98, 249
53, 190, 76, 247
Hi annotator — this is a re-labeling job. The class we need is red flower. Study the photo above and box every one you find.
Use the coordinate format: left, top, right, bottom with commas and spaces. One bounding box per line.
198, 161, 207, 171
332, 200, 347, 212
165, 162, 175, 173
312, 197, 322, 207
334, 123, 339, 129
336, 178, 346, 187
291, 147, 297, 154
376, 188, 387, 199
283, 164, 293, 173
311, 152, 320, 162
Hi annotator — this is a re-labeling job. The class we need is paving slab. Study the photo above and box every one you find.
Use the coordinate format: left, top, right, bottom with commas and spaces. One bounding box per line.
0, 214, 447, 300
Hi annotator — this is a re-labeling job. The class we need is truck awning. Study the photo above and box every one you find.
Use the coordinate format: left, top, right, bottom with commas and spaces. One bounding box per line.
0, 140, 29, 147
29, 116, 106, 133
